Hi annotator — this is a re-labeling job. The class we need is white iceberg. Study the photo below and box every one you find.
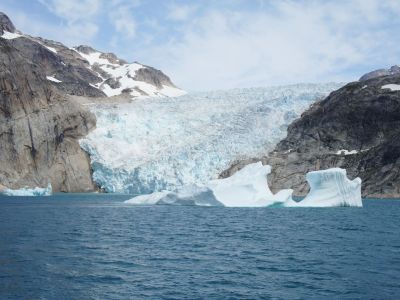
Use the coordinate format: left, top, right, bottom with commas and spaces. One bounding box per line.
125, 162, 292, 207
125, 185, 223, 206
0, 183, 52, 196
207, 162, 292, 207
125, 164, 362, 208
286, 168, 362, 207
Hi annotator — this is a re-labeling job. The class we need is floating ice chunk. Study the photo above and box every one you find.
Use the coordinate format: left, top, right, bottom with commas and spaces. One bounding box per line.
46, 76, 62, 83
207, 162, 291, 207
125, 165, 362, 208
1, 31, 22, 39
286, 168, 362, 207
125, 191, 171, 205
381, 84, 400, 91
1, 183, 52, 196
336, 149, 358, 155
125, 185, 223, 206
125, 162, 292, 207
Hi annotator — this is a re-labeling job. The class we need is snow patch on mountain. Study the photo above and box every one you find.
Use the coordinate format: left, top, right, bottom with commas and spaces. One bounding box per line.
46, 76, 62, 83
74, 47, 186, 98
381, 84, 400, 91
1, 30, 21, 39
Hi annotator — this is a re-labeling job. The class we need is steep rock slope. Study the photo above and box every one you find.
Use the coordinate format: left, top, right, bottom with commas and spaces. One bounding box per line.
0, 37, 95, 191
0, 12, 184, 192
241, 74, 400, 197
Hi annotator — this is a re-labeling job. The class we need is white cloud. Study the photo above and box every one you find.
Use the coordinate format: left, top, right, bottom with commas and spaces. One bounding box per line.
137, 0, 400, 91
167, 3, 197, 21
38, 0, 101, 44
39, 0, 100, 21
109, 6, 136, 38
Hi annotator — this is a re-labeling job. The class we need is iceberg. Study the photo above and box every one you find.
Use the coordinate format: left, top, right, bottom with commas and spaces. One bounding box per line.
125, 162, 292, 207
0, 183, 52, 196
80, 83, 342, 194
286, 168, 362, 207
125, 185, 223, 206
207, 162, 292, 207
125, 164, 362, 208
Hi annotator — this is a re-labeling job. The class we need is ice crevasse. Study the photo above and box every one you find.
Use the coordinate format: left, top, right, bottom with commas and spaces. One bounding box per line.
125, 163, 362, 207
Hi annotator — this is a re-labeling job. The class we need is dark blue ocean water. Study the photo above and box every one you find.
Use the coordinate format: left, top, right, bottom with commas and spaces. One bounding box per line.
0, 195, 399, 299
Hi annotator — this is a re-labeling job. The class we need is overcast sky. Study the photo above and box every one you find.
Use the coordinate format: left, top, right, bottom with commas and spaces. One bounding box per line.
1, 0, 400, 91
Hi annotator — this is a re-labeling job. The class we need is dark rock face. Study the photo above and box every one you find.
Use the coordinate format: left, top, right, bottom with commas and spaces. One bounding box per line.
134, 66, 177, 89
0, 12, 16, 34
7, 37, 106, 98
360, 65, 400, 81
0, 38, 96, 192
256, 74, 400, 197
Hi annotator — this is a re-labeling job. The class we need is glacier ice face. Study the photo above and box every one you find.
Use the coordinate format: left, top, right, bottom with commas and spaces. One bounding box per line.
1, 183, 52, 196
80, 83, 342, 194
286, 168, 362, 207
125, 162, 292, 207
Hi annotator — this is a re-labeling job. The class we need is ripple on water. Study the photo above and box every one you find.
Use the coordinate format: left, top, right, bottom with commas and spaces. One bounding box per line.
0, 196, 399, 299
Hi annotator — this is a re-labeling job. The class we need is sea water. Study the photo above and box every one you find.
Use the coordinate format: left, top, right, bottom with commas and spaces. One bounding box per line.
0, 195, 399, 299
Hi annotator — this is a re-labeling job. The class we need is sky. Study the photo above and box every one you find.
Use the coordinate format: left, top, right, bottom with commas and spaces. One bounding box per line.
1, 0, 400, 91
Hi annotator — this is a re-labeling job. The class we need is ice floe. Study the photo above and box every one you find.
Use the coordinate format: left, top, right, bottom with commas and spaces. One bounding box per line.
0, 183, 52, 196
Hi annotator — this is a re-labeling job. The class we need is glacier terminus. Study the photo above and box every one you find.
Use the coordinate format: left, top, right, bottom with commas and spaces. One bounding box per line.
80, 83, 342, 194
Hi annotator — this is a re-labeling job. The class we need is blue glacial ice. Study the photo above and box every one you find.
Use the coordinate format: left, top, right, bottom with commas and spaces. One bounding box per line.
125, 163, 362, 207
285, 168, 362, 207
80, 83, 342, 194
0, 183, 52, 196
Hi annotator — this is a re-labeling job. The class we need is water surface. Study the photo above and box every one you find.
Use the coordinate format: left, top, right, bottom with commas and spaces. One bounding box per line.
1, 195, 399, 299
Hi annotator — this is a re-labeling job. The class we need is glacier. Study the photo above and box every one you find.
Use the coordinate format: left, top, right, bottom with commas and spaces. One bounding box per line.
285, 168, 362, 207
0, 183, 52, 196
80, 83, 342, 194
124, 163, 362, 207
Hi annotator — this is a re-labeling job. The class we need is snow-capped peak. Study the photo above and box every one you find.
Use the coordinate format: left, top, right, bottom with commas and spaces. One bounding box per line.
73, 46, 186, 98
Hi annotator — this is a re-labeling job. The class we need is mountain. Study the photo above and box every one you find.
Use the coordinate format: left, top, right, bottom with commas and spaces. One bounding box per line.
0, 12, 184, 192
223, 71, 400, 198
360, 65, 400, 81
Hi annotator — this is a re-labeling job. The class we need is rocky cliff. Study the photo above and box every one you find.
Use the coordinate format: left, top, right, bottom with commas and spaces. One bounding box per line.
223, 73, 400, 198
0, 12, 184, 192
